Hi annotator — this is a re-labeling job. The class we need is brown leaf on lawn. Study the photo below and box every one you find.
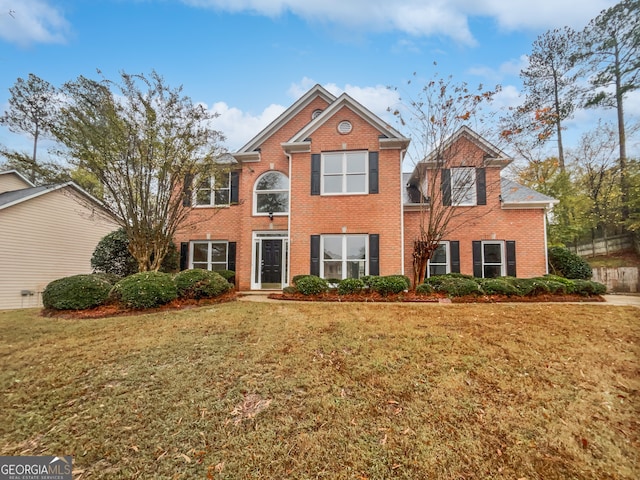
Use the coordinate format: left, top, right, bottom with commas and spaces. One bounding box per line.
230, 393, 272, 425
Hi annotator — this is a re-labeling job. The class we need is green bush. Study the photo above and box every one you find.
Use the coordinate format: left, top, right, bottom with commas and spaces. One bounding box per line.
216, 270, 236, 284
42, 274, 113, 310
432, 277, 482, 297
292, 275, 311, 286
415, 283, 435, 295
111, 272, 177, 309
504, 277, 550, 297
531, 277, 568, 294
91, 228, 179, 278
571, 279, 607, 296
548, 246, 592, 280
282, 286, 298, 294
174, 269, 231, 299
478, 278, 518, 296
295, 275, 329, 295
384, 275, 411, 290
337, 278, 365, 295
369, 275, 409, 296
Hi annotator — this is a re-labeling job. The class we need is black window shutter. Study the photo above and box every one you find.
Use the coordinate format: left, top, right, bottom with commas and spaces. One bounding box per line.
506, 240, 516, 277
476, 168, 486, 205
472, 240, 482, 277
180, 242, 189, 271
228, 242, 237, 273
441, 169, 451, 206
369, 234, 380, 275
369, 151, 379, 194
450, 241, 460, 273
310, 235, 320, 275
230, 171, 239, 204
183, 174, 193, 207
311, 154, 321, 195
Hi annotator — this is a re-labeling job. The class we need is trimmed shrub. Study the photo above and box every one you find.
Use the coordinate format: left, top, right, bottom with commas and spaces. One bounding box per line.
369, 275, 409, 296
42, 274, 112, 310
337, 278, 365, 295
216, 270, 236, 284
174, 269, 232, 299
415, 283, 435, 295
384, 275, 411, 290
90, 272, 120, 285
292, 275, 311, 286
433, 277, 482, 297
531, 277, 568, 294
295, 275, 329, 295
111, 272, 177, 309
478, 278, 518, 296
571, 279, 607, 296
505, 277, 550, 297
548, 246, 592, 280
282, 286, 298, 294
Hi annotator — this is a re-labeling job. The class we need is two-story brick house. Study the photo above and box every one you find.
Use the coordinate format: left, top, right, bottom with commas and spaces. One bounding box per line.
175, 85, 557, 290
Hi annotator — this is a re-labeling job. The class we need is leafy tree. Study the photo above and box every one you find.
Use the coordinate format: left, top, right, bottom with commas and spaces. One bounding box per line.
0, 74, 60, 183
578, 0, 640, 219
391, 71, 501, 286
502, 27, 579, 171
53, 70, 225, 272
92, 228, 179, 277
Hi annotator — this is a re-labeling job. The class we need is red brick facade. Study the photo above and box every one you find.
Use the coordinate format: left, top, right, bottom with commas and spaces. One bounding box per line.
175, 86, 555, 290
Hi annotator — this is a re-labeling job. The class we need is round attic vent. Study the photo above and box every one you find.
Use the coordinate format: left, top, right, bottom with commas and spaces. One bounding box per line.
337, 120, 352, 134
312, 109, 323, 119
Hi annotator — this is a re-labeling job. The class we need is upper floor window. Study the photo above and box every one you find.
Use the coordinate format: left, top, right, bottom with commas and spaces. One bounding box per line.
322, 151, 368, 195
254, 171, 289, 215
451, 167, 476, 206
195, 173, 230, 207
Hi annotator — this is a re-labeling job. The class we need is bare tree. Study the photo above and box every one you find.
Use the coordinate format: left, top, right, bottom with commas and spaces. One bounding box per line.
52, 70, 226, 272
392, 72, 501, 286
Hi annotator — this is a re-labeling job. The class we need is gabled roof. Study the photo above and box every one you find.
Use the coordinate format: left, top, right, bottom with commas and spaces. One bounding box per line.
234, 84, 337, 161
0, 170, 35, 189
0, 181, 110, 212
421, 125, 511, 167
282, 91, 410, 153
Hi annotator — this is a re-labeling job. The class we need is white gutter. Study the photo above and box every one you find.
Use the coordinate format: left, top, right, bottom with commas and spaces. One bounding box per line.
286, 150, 293, 287
399, 148, 407, 276
543, 203, 551, 274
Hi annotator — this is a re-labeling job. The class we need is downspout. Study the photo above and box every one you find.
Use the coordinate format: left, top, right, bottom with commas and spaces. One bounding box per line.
399, 148, 407, 276
285, 150, 293, 287
544, 203, 551, 274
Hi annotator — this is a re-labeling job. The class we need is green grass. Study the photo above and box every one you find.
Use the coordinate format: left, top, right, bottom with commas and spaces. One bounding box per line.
1, 302, 638, 479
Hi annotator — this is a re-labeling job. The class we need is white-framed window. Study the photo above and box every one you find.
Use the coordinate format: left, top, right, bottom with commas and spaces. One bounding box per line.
195, 173, 230, 207
253, 171, 289, 215
481, 241, 505, 278
428, 242, 450, 277
191, 241, 228, 271
451, 167, 476, 206
322, 151, 368, 195
321, 235, 367, 279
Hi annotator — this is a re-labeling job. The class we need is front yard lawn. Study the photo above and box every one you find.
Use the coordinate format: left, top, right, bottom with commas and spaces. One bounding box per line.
1, 302, 638, 479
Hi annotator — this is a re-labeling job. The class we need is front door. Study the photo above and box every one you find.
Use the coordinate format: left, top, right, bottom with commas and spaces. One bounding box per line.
261, 239, 282, 288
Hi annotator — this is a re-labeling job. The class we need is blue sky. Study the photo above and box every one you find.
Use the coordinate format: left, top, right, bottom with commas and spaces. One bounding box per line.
1, 0, 636, 166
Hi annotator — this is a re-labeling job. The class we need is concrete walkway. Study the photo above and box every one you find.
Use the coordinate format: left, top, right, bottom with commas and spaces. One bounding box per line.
238, 292, 640, 307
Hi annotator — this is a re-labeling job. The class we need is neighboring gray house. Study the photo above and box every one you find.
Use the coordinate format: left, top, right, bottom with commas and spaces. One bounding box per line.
0, 170, 116, 309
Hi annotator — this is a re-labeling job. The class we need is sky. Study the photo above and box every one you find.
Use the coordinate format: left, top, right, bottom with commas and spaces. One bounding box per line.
0, 0, 637, 169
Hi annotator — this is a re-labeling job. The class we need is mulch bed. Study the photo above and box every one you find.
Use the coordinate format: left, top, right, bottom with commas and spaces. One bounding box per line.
41, 290, 238, 320
271, 291, 607, 304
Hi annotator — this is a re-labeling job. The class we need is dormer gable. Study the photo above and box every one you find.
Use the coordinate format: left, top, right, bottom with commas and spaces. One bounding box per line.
234, 84, 336, 162
0, 170, 35, 194
282, 92, 410, 154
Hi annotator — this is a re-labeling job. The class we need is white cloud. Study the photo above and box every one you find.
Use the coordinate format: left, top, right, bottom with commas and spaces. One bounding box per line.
182, 0, 617, 45
0, 0, 70, 46
207, 101, 286, 151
